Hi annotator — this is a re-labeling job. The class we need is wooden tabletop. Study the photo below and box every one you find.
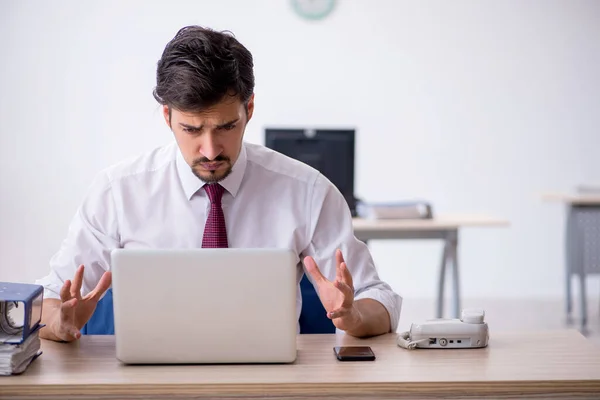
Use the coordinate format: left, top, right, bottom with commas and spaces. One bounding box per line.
2, 330, 600, 399
542, 192, 600, 205
352, 214, 509, 231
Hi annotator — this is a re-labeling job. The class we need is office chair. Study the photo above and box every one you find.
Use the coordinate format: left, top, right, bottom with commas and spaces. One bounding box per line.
81, 274, 335, 335
298, 274, 336, 334
80, 289, 114, 335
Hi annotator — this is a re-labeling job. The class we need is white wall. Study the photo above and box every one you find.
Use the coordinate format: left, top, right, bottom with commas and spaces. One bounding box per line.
1, 0, 600, 302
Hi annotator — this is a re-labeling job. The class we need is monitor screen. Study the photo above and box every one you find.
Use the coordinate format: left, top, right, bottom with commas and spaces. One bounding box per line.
264, 128, 357, 216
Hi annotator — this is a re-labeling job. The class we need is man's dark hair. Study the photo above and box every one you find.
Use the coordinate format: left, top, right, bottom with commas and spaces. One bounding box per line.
153, 26, 254, 115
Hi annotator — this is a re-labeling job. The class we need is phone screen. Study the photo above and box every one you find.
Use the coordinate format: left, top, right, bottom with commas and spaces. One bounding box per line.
333, 346, 376, 361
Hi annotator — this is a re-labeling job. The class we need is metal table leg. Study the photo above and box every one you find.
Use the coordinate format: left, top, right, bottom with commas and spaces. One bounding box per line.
565, 206, 574, 324
448, 230, 461, 318
579, 272, 588, 332
572, 206, 587, 332
436, 242, 449, 318
566, 204, 595, 333
437, 229, 460, 318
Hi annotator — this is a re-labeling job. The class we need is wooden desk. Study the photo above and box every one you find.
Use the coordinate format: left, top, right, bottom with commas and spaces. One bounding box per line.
352, 215, 509, 318
2, 331, 600, 399
542, 193, 600, 331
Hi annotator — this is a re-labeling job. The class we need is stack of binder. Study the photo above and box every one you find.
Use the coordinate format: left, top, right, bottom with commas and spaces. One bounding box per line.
356, 200, 434, 220
0, 282, 44, 375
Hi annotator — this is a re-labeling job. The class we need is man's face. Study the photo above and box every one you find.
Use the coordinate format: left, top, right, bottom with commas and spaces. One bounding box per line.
164, 95, 254, 183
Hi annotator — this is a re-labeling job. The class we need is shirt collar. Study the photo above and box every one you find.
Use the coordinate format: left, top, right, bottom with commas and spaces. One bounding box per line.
176, 142, 247, 201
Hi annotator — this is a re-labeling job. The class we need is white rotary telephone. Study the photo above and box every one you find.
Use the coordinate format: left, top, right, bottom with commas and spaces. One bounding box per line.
397, 309, 489, 350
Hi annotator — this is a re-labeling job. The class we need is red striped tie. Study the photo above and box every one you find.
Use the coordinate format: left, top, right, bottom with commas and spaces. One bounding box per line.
202, 183, 228, 248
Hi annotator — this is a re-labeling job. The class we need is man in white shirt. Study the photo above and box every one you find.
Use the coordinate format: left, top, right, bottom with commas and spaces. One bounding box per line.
37, 25, 402, 342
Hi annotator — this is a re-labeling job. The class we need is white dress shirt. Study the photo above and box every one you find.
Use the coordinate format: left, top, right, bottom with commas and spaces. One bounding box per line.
36, 141, 402, 331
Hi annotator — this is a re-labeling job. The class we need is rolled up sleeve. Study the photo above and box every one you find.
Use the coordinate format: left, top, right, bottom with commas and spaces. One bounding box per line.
301, 174, 402, 332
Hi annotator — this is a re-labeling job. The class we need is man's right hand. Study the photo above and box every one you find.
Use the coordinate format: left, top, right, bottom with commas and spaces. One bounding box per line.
40, 265, 112, 342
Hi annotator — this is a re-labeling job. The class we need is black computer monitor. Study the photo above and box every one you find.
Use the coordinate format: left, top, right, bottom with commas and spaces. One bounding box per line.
264, 128, 357, 216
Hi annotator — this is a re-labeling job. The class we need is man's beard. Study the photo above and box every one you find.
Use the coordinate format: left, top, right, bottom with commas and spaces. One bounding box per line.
191, 156, 233, 183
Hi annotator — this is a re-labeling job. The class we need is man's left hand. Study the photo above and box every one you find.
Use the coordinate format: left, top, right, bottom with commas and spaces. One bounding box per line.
303, 249, 362, 332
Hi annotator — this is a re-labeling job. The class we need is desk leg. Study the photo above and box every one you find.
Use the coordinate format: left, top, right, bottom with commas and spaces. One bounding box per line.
565, 206, 574, 323
567, 205, 589, 332
579, 272, 588, 333
437, 230, 460, 318
448, 230, 461, 318
436, 242, 448, 318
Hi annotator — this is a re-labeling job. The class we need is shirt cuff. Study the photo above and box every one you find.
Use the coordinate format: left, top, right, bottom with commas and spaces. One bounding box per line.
34, 276, 62, 301
354, 288, 402, 333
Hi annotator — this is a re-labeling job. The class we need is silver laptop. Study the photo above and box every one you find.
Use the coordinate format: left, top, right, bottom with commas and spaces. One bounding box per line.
110, 248, 298, 364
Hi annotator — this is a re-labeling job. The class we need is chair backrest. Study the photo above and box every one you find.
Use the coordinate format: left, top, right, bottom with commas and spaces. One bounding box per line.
81, 274, 335, 335
80, 288, 115, 335
298, 274, 336, 333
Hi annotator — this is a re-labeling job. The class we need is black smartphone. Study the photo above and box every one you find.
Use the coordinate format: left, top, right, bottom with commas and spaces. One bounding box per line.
333, 346, 376, 361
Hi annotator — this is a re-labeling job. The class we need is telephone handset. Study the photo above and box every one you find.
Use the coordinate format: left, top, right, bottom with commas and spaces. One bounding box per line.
397, 309, 489, 350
